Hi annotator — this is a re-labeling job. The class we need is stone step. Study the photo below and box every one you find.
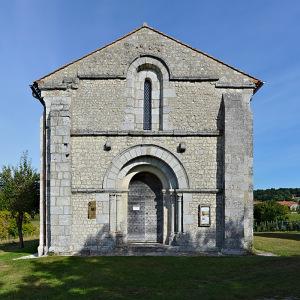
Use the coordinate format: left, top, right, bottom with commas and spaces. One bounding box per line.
118, 243, 171, 255
128, 243, 168, 250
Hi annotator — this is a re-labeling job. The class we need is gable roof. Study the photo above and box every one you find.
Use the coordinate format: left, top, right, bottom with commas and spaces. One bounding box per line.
34, 24, 263, 92
278, 201, 299, 207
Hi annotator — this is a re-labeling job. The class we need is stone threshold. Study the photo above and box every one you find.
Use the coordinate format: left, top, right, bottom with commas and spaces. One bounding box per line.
63, 248, 226, 257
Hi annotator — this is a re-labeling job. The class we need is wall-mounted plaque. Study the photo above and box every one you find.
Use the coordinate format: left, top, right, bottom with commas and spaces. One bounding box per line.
133, 206, 140, 211
88, 201, 96, 219
198, 205, 211, 226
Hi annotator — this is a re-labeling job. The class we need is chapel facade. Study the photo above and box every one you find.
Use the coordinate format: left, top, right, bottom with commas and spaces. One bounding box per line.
31, 25, 263, 256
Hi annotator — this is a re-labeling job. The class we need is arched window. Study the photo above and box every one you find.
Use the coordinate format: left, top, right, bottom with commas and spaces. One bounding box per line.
143, 79, 152, 130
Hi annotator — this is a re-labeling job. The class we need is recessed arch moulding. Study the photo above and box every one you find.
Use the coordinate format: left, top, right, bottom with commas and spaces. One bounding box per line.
102, 144, 189, 245
122, 56, 176, 131
103, 144, 189, 191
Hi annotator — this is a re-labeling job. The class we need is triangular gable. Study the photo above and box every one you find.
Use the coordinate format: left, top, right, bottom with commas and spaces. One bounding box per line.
34, 24, 263, 92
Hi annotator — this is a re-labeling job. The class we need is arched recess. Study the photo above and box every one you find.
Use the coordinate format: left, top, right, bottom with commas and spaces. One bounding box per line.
123, 56, 176, 131
102, 144, 189, 190
123, 165, 171, 190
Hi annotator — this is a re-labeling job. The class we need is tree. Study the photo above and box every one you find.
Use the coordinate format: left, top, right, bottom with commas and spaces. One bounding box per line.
254, 201, 289, 223
0, 152, 39, 248
254, 188, 300, 201
0, 190, 5, 210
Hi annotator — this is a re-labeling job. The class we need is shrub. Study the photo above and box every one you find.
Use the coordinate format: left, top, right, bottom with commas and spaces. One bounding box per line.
0, 210, 15, 239
254, 201, 289, 223
0, 210, 38, 240
254, 220, 300, 232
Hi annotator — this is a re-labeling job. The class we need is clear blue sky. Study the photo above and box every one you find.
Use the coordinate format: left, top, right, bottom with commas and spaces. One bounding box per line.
0, 0, 299, 189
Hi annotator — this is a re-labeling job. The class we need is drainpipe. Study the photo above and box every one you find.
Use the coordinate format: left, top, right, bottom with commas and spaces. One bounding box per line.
30, 83, 47, 255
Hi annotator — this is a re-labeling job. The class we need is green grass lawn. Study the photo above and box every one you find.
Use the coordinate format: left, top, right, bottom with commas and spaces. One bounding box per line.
254, 232, 300, 256
0, 234, 299, 300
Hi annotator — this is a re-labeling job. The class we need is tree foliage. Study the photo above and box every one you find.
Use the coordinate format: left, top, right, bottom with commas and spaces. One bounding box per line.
0, 210, 37, 240
254, 201, 289, 223
0, 152, 39, 247
254, 188, 300, 201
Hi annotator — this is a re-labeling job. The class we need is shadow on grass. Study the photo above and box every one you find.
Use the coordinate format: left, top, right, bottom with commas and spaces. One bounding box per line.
0, 239, 39, 254
1, 255, 300, 300
254, 232, 300, 241
0, 239, 38, 254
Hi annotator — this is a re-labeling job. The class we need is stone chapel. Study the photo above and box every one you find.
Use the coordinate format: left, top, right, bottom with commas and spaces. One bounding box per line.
31, 24, 263, 256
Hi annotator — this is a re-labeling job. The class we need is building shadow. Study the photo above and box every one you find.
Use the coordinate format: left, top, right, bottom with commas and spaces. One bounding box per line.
2, 252, 300, 299
1, 233, 299, 298
254, 232, 300, 242
0, 239, 38, 254
78, 224, 117, 255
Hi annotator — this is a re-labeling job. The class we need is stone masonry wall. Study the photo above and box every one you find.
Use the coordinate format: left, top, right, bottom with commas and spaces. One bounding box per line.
36, 26, 258, 254
223, 91, 254, 252
71, 136, 222, 190
175, 193, 223, 251
70, 192, 221, 252
39, 27, 254, 87
170, 82, 223, 131
71, 79, 126, 132
42, 90, 72, 253
70, 80, 223, 132
71, 193, 114, 253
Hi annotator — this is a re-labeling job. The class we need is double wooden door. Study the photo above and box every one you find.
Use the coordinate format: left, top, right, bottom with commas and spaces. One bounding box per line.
127, 172, 163, 243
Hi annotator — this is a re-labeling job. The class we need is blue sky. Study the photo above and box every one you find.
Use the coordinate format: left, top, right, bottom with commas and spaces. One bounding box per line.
0, 0, 299, 189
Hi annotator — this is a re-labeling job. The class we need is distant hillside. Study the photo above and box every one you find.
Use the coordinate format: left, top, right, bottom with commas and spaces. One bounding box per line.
254, 188, 300, 202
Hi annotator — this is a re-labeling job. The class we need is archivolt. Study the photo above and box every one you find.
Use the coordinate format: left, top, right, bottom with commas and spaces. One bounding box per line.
123, 55, 175, 131
102, 144, 189, 190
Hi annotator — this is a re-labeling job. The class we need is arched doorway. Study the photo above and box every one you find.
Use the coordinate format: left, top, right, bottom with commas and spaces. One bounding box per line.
127, 172, 163, 243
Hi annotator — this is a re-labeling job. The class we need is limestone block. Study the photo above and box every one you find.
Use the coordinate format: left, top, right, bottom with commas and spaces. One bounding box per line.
96, 214, 109, 224
59, 215, 72, 226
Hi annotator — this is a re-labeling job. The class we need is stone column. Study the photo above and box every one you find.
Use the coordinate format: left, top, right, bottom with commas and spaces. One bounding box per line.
170, 192, 175, 239
162, 190, 166, 243
177, 193, 183, 233
115, 193, 124, 246
223, 91, 253, 253
109, 193, 116, 234
116, 193, 121, 232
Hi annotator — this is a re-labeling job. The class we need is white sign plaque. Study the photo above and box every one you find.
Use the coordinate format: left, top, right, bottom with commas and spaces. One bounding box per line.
199, 205, 211, 226
133, 206, 140, 211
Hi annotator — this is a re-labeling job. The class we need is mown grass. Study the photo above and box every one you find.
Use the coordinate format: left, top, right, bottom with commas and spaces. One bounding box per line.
254, 232, 300, 256
0, 234, 299, 300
